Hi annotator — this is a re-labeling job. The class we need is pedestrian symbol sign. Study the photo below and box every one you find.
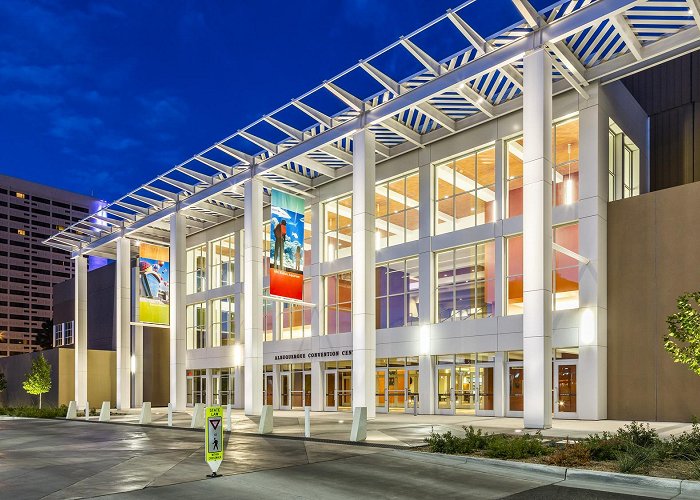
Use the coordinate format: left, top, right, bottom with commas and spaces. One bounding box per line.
205, 406, 224, 476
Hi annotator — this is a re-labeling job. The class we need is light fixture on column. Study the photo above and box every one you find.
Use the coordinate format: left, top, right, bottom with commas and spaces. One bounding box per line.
130, 354, 136, 374
564, 143, 574, 205
233, 343, 243, 367
419, 324, 430, 355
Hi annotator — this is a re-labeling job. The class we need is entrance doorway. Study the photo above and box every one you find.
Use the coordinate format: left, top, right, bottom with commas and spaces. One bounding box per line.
324, 360, 352, 411
186, 369, 206, 407
435, 353, 495, 415
554, 349, 578, 418
506, 351, 524, 416
376, 357, 419, 413
263, 366, 273, 406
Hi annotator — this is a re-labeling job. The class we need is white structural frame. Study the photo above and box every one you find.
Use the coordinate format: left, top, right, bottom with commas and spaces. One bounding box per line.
51, 0, 700, 427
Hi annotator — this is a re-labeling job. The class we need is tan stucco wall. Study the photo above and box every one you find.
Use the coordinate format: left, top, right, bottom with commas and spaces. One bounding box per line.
57, 349, 116, 407
608, 181, 700, 421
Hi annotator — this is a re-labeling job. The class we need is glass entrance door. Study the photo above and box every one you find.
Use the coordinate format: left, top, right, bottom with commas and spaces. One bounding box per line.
376, 369, 387, 412
325, 370, 337, 411
455, 365, 476, 414
280, 373, 291, 409
338, 369, 352, 411
554, 361, 577, 418
507, 364, 524, 415
264, 373, 274, 406
436, 367, 453, 414
211, 373, 220, 405
477, 365, 495, 415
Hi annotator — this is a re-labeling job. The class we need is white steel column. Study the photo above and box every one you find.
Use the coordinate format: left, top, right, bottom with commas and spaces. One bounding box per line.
418, 158, 435, 415
74, 255, 88, 409
244, 177, 264, 416
493, 351, 506, 417
116, 237, 131, 409
309, 201, 324, 411
352, 129, 377, 419
169, 213, 187, 411
578, 83, 608, 420
522, 48, 553, 430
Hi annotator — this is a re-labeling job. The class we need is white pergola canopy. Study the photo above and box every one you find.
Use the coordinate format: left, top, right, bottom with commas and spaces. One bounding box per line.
45, 0, 700, 259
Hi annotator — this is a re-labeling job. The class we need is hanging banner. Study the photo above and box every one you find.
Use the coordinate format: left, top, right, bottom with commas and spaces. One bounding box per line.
138, 243, 170, 325
270, 189, 305, 301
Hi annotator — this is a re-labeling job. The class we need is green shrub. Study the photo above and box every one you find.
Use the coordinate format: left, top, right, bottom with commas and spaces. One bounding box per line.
545, 442, 591, 467
617, 421, 660, 448
583, 432, 625, 461
485, 432, 549, 460
616, 443, 658, 474
0, 405, 68, 418
669, 420, 700, 459
424, 426, 492, 454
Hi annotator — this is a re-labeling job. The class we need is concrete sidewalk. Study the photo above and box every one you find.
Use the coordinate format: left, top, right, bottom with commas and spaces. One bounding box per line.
103, 407, 697, 447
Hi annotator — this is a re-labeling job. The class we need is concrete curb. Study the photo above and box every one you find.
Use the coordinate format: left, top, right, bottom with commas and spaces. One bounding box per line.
464, 456, 567, 480
680, 479, 700, 497
565, 468, 681, 493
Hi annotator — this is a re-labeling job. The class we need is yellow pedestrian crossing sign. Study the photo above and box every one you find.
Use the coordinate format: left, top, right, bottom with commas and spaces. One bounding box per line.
205, 406, 224, 477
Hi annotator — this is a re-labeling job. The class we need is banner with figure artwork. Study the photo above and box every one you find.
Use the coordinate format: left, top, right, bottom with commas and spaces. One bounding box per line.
270, 189, 304, 301
138, 243, 170, 325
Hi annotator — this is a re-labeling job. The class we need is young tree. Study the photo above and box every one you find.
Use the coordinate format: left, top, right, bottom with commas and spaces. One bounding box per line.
664, 292, 700, 376
22, 354, 52, 408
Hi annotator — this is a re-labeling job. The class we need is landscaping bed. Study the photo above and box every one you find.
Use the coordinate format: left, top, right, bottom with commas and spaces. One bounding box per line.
423, 421, 700, 480
0, 405, 68, 418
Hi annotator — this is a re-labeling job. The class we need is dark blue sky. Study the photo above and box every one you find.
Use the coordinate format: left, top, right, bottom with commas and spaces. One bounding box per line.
0, 0, 526, 202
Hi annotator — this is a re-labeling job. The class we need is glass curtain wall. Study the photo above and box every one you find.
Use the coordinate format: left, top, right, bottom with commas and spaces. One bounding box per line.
280, 280, 312, 339
435, 146, 496, 234
211, 296, 234, 347
210, 235, 234, 289
324, 195, 352, 261
186, 302, 206, 349
186, 245, 207, 293
375, 171, 420, 249
376, 257, 419, 329
436, 241, 495, 322
325, 272, 352, 334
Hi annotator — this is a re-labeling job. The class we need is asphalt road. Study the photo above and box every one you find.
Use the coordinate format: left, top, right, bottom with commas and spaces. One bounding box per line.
0, 417, 664, 499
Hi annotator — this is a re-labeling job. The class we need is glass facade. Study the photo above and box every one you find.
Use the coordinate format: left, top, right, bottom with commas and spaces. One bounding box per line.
324, 194, 352, 261
280, 280, 312, 339
186, 245, 207, 294
325, 272, 352, 334
211, 296, 235, 347
553, 117, 579, 206
435, 146, 496, 234
210, 235, 234, 289
186, 302, 206, 349
376, 257, 419, 329
375, 171, 420, 249
609, 120, 640, 201
436, 241, 495, 322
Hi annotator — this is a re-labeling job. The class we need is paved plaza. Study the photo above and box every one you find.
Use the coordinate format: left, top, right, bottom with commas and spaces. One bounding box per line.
1, 416, 696, 499
105, 407, 698, 446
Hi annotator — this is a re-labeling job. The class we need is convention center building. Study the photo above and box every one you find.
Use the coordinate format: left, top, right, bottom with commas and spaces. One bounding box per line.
45, 0, 700, 428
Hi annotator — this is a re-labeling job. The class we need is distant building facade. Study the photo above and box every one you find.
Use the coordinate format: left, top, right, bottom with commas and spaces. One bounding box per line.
0, 174, 103, 357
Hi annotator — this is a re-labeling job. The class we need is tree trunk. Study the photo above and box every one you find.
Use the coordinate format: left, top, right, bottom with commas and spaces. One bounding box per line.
39, 393, 42, 409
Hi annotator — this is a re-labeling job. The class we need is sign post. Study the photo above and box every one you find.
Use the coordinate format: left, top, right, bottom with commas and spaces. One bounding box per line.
205, 406, 224, 478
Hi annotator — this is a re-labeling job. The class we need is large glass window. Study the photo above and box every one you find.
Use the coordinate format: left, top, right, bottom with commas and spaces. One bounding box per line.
186, 245, 207, 293
263, 287, 273, 342
505, 224, 580, 314
553, 223, 579, 310
211, 296, 234, 347
376, 257, 419, 329
436, 241, 495, 322
304, 208, 312, 254
506, 235, 523, 315
609, 120, 640, 201
553, 117, 579, 206
210, 235, 234, 289
375, 171, 419, 249
280, 280, 312, 339
186, 302, 207, 349
325, 272, 352, 334
435, 146, 496, 234
324, 195, 352, 261
64, 321, 73, 345
506, 137, 524, 217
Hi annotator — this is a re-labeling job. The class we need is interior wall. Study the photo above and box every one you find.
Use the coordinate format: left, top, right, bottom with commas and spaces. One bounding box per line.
608, 180, 700, 421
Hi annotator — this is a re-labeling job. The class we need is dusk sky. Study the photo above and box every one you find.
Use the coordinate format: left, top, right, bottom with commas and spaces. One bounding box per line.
0, 0, 528, 203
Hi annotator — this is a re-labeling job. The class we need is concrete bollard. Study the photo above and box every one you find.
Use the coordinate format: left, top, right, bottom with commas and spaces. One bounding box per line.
99, 401, 110, 422
304, 407, 311, 438
259, 405, 273, 434
139, 402, 152, 425
66, 401, 77, 419
167, 403, 173, 426
85, 401, 90, 421
226, 403, 232, 432
191, 403, 205, 429
350, 406, 367, 442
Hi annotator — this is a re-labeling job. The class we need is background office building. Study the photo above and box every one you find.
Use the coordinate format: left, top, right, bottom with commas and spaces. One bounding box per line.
0, 174, 101, 357
44, 0, 700, 426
